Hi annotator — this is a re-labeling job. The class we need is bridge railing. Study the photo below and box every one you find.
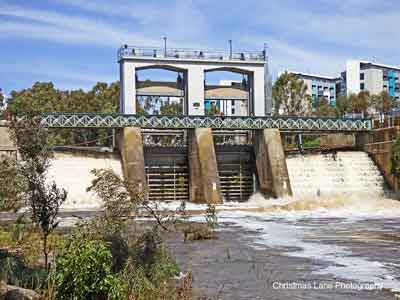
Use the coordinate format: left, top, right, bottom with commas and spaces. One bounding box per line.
39, 113, 372, 132
118, 45, 266, 62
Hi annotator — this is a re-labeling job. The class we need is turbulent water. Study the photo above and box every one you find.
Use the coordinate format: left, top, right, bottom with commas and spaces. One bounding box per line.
217, 151, 400, 295
286, 151, 385, 198
51, 150, 400, 295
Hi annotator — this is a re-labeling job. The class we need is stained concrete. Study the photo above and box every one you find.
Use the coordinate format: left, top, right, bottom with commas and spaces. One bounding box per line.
320, 133, 355, 148
0, 121, 16, 158
117, 127, 147, 195
254, 129, 292, 198
188, 128, 222, 204
360, 127, 400, 193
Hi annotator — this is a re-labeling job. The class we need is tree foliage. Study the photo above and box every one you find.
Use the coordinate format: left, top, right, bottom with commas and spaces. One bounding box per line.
371, 91, 395, 114
53, 237, 123, 300
313, 97, 336, 118
272, 72, 312, 116
0, 88, 4, 110
8, 81, 119, 146
9, 118, 66, 270
335, 95, 351, 117
0, 158, 26, 212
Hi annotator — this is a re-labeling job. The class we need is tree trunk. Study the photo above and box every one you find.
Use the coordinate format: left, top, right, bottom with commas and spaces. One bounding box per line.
43, 234, 48, 272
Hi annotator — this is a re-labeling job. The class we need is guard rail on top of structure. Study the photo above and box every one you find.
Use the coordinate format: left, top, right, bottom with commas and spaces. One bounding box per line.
39, 113, 372, 132
118, 45, 266, 62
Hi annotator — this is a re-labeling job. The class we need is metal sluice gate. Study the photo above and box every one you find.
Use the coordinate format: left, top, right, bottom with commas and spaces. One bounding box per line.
142, 130, 256, 202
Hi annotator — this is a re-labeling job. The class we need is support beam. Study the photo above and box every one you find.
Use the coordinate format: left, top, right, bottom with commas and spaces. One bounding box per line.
120, 62, 136, 114
254, 129, 292, 198
188, 128, 222, 204
117, 127, 147, 196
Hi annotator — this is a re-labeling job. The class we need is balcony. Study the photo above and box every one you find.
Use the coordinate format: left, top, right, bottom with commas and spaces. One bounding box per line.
118, 45, 266, 62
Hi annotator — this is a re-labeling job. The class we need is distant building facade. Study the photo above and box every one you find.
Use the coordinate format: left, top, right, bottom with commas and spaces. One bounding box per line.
342, 60, 400, 101
290, 71, 338, 107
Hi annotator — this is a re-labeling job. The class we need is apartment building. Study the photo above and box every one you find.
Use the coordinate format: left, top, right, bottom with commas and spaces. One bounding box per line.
343, 60, 400, 101
290, 72, 338, 107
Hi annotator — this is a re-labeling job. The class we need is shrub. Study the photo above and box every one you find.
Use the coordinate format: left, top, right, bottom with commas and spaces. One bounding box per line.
52, 236, 123, 300
392, 137, 400, 177
120, 230, 180, 300
205, 204, 218, 230
0, 249, 47, 290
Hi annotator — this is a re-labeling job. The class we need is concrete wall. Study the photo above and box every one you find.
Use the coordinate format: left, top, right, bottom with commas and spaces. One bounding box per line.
364, 68, 383, 95
254, 129, 292, 198
320, 133, 356, 148
117, 127, 147, 196
359, 127, 399, 193
120, 58, 266, 116
0, 121, 16, 158
188, 128, 222, 204
346, 60, 361, 96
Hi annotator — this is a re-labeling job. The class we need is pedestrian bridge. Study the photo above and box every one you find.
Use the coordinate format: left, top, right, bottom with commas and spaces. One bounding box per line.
40, 113, 372, 132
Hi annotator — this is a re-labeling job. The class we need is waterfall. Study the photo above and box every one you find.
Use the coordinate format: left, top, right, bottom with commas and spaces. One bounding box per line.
286, 151, 385, 198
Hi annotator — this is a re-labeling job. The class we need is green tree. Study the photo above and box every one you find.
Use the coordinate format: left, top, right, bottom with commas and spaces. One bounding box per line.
350, 91, 371, 117
314, 97, 336, 117
53, 237, 123, 300
0, 88, 4, 110
8, 81, 119, 146
0, 158, 26, 211
10, 117, 67, 271
272, 71, 312, 116
371, 91, 395, 114
335, 95, 351, 117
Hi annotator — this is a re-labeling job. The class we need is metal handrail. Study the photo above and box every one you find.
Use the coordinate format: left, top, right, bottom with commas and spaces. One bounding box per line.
118, 45, 266, 62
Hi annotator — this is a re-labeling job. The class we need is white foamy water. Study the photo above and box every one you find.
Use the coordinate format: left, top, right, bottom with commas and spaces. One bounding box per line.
286, 151, 385, 198
47, 152, 123, 210
214, 152, 400, 293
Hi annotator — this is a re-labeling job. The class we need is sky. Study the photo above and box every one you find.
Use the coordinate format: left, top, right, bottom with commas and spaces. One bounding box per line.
1, 0, 400, 96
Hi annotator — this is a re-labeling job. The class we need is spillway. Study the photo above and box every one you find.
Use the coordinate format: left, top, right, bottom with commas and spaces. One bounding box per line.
286, 151, 385, 198
47, 152, 123, 210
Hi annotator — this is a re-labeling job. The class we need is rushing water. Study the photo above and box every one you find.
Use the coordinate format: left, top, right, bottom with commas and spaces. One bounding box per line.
215, 151, 400, 295
52, 151, 400, 296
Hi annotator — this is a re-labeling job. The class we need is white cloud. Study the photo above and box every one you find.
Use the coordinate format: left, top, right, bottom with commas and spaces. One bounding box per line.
0, 4, 158, 47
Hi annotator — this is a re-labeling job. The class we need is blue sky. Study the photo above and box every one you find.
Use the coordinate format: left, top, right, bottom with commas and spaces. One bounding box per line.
1, 0, 400, 96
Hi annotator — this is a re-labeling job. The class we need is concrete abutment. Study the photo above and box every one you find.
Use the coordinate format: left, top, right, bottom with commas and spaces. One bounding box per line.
254, 129, 292, 198
117, 127, 295, 202
117, 127, 147, 197
188, 128, 222, 204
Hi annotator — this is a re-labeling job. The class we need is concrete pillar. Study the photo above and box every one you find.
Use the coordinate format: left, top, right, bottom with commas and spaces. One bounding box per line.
254, 129, 292, 198
120, 62, 136, 114
117, 127, 147, 196
253, 68, 266, 116
187, 66, 205, 116
188, 128, 222, 204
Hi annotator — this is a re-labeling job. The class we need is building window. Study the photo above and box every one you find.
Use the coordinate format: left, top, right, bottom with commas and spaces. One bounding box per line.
231, 108, 235, 115
360, 73, 364, 80
231, 100, 235, 105
360, 83, 365, 90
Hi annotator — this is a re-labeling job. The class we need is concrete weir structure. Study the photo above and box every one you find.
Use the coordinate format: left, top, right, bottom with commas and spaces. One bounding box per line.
117, 127, 147, 194
188, 128, 222, 204
118, 45, 271, 116
254, 129, 292, 198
